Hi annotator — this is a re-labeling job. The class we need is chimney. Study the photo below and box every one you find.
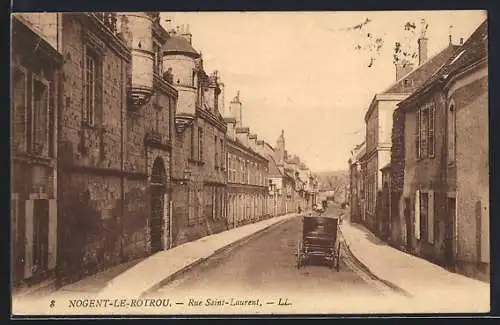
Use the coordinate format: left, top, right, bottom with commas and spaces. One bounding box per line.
229, 91, 243, 127
395, 61, 414, 81
418, 19, 429, 65
460, 37, 464, 45
418, 37, 428, 65
180, 24, 192, 44
236, 127, 250, 147
219, 82, 225, 115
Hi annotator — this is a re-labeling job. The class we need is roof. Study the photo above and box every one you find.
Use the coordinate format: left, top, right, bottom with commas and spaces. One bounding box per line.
365, 43, 460, 121
266, 153, 283, 177
399, 20, 488, 108
382, 44, 460, 94
227, 137, 268, 162
163, 35, 200, 58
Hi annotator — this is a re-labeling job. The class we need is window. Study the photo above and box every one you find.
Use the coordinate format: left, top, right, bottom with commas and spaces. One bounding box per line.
190, 126, 195, 159
32, 76, 50, 156
198, 127, 204, 161
419, 192, 428, 242
417, 102, 436, 159
447, 101, 456, 164
220, 139, 224, 168
403, 79, 413, 88
84, 49, 100, 126
214, 136, 218, 168
12, 66, 28, 153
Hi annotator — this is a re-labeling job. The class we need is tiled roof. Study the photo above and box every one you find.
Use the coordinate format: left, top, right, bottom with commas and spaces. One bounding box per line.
382, 44, 461, 94
400, 19, 488, 106
163, 35, 200, 58
266, 154, 283, 177
424, 20, 487, 89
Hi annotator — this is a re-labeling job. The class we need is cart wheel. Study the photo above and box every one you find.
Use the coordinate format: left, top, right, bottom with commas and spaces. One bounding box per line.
297, 241, 303, 269
336, 243, 341, 272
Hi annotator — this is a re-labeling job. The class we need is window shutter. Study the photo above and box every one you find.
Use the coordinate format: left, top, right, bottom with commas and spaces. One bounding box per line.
414, 190, 420, 240
428, 190, 434, 244
24, 200, 34, 278
429, 104, 435, 158
47, 199, 58, 270
416, 109, 421, 159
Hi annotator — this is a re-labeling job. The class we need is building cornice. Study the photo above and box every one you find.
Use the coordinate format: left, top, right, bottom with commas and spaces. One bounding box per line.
12, 16, 63, 65
75, 13, 132, 63
153, 74, 178, 98
444, 58, 488, 97
197, 108, 227, 132
364, 93, 409, 122
227, 138, 268, 163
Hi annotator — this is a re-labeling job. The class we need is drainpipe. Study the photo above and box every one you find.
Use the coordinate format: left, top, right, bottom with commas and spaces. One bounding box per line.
168, 96, 174, 249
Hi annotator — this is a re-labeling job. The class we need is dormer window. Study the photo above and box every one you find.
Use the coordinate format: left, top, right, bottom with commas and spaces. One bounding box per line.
404, 79, 413, 88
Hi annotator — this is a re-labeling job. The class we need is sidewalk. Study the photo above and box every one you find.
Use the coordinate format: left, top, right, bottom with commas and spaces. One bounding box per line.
95, 212, 299, 298
341, 220, 490, 313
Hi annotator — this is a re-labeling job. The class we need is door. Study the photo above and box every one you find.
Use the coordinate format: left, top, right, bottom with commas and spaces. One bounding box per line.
150, 186, 164, 254
444, 197, 456, 267
33, 199, 49, 273
381, 183, 390, 238
404, 198, 412, 251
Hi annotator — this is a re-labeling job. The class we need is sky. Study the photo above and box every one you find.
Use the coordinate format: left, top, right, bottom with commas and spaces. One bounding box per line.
159, 11, 486, 172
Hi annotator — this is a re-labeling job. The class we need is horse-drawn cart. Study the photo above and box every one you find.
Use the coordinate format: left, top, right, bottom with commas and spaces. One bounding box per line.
296, 215, 341, 271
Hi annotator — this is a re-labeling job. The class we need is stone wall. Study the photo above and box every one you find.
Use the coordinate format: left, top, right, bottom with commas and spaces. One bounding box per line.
454, 74, 489, 281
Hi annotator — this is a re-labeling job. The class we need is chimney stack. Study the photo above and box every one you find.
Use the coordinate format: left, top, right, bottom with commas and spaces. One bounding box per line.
418, 19, 429, 65
418, 38, 428, 65
460, 37, 464, 45
180, 24, 192, 44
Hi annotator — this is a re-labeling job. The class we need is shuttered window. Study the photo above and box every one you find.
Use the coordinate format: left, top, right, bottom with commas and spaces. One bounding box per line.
12, 66, 28, 153
428, 190, 435, 244
428, 105, 435, 158
416, 110, 421, 159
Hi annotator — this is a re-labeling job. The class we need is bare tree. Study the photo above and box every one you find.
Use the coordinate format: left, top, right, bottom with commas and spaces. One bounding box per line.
333, 17, 429, 68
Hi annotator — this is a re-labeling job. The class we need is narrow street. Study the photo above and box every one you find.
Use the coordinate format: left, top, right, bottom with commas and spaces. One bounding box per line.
148, 204, 400, 301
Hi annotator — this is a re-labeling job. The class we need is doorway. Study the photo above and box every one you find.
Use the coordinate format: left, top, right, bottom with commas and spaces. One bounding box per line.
444, 197, 456, 267
150, 158, 167, 254
404, 197, 412, 252
33, 199, 49, 273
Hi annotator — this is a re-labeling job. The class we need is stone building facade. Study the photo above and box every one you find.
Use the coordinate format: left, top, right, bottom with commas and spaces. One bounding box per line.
396, 20, 488, 280
163, 27, 228, 246
11, 14, 63, 289
363, 33, 459, 240
348, 141, 366, 223
56, 12, 177, 285
224, 93, 270, 227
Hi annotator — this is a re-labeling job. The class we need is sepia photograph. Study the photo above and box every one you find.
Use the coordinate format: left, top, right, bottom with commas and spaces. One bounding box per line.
10, 10, 489, 316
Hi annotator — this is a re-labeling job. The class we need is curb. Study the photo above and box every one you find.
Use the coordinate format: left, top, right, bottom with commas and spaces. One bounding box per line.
140, 214, 298, 297
340, 229, 412, 298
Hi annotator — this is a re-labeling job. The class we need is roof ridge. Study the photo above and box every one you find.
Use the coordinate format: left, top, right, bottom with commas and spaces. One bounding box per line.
381, 44, 460, 95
